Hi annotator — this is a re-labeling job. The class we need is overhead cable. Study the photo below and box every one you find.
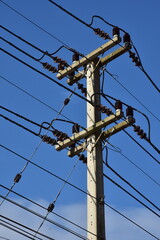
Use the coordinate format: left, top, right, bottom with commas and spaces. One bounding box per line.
103, 173, 159, 217
1, 48, 93, 106
0, 183, 97, 238
0, 195, 89, 240
1, 215, 55, 240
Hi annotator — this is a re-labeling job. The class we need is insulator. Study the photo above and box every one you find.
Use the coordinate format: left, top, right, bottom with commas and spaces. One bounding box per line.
58, 63, 64, 71
72, 52, 79, 62
77, 83, 83, 89
64, 98, 70, 105
140, 132, 147, 139
14, 173, 22, 183
115, 100, 122, 110
79, 154, 87, 164
52, 129, 59, 136
62, 133, 69, 140
134, 125, 140, 132
126, 106, 133, 117
134, 125, 146, 139
47, 203, 55, 212
55, 131, 62, 137
123, 33, 131, 43
81, 87, 86, 94
94, 28, 101, 35
72, 123, 80, 134
94, 28, 109, 39
42, 135, 57, 146
106, 108, 113, 116
42, 62, 57, 73
129, 51, 135, 58
112, 26, 120, 37
101, 106, 107, 113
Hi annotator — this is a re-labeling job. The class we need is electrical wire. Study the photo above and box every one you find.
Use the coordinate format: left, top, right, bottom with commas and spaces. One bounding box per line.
1, 144, 160, 239
48, 0, 94, 31
0, 236, 11, 240
1, 215, 55, 240
101, 93, 160, 164
1, 48, 93, 106
104, 68, 160, 123
0, 195, 89, 240
105, 141, 160, 187
0, 221, 44, 240
33, 158, 80, 239
0, 114, 40, 137
0, 183, 97, 238
0, 2, 85, 58
0, 85, 76, 207
1, 193, 159, 240
0, 75, 72, 122
103, 146, 159, 212
0, 106, 52, 133
103, 173, 159, 217
0, 0, 71, 48
89, 15, 160, 94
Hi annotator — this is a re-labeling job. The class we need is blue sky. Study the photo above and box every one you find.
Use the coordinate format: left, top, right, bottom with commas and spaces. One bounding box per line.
0, 0, 160, 239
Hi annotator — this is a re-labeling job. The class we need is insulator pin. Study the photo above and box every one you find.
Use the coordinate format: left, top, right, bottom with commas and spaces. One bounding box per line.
72, 52, 79, 62
112, 26, 120, 37
123, 33, 131, 43
126, 106, 133, 117
79, 154, 87, 164
115, 100, 122, 110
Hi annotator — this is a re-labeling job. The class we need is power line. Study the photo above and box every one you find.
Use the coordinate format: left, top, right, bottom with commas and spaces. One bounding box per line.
0, 195, 89, 240
0, 144, 89, 196
1, 193, 159, 240
0, 75, 73, 122
0, 183, 97, 238
33, 158, 80, 239
103, 146, 160, 212
101, 94, 160, 164
0, 0, 71, 48
104, 68, 160, 123
1, 215, 55, 240
0, 221, 44, 240
1, 145, 159, 239
1, 48, 93, 106
0, 114, 40, 136
0, 106, 51, 132
106, 141, 160, 187
48, 0, 94, 31
103, 173, 159, 217
0, 86, 75, 207
0, 236, 11, 240
89, 15, 160, 94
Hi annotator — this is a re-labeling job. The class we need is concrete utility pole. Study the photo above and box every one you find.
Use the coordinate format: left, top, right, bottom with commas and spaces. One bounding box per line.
55, 36, 134, 240
86, 59, 105, 240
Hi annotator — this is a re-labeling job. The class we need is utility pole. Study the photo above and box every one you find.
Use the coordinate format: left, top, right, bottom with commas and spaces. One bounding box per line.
55, 35, 134, 240
86, 59, 105, 240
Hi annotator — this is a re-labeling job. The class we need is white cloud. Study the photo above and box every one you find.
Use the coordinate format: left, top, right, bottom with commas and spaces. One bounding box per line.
0, 198, 159, 240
